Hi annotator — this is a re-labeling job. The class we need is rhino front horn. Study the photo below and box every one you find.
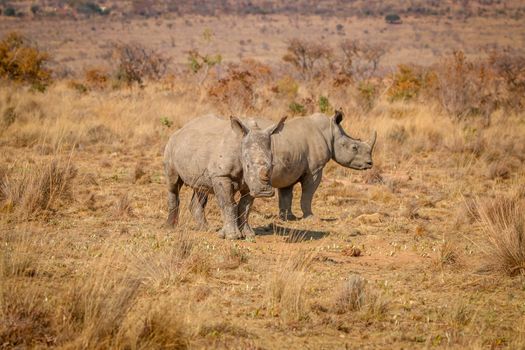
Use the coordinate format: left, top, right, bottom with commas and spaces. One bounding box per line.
369, 131, 377, 150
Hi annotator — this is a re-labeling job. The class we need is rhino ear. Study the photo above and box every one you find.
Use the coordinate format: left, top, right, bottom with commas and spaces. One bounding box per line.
333, 108, 344, 125
265, 116, 287, 136
230, 116, 250, 136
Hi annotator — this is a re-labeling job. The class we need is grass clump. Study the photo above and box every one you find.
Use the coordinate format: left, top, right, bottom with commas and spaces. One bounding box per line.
0, 157, 76, 220
476, 193, 525, 276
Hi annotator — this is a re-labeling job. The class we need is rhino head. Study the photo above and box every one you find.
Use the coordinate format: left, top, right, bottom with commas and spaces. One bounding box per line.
231, 116, 287, 197
331, 110, 376, 170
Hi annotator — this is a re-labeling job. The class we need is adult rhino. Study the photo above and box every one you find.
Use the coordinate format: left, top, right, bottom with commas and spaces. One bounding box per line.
189, 110, 376, 236
163, 114, 286, 240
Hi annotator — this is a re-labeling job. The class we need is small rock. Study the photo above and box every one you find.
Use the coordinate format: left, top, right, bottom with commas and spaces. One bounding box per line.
342, 246, 362, 257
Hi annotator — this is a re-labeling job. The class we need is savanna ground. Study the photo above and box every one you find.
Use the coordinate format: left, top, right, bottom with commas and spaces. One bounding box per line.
1, 10, 525, 349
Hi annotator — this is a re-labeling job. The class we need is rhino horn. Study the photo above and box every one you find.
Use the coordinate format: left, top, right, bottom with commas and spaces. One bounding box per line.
369, 131, 377, 150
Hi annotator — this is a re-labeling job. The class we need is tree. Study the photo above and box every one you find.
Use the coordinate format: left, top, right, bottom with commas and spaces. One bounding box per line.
385, 13, 402, 24
282, 38, 332, 80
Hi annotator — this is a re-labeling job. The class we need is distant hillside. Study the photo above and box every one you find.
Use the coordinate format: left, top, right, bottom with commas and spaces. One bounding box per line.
3, 0, 525, 19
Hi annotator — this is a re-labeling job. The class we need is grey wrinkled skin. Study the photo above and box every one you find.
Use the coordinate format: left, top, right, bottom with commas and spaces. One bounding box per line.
163, 114, 286, 240
188, 110, 376, 235
268, 110, 376, 220
237, 110, 375, 224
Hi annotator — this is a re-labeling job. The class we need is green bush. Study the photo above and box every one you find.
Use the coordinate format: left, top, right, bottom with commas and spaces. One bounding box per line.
289, 102, 306, 116
4, 7, 16, 17
318, 95, 333, 114
385, 14, 402, 24
357, 80, 379, 112
76, 2, 110, 16
388, 65, 423, 102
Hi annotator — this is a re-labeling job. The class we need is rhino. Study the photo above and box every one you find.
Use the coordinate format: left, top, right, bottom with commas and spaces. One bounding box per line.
188, 110, 376, 236
163, 114, 286, 240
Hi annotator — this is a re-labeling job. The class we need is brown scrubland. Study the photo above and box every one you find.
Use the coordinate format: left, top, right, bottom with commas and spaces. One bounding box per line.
1, 6, 525, 349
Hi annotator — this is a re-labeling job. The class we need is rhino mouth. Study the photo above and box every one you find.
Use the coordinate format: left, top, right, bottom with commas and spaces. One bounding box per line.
251, 189, 275, 198
350, 162, 373, 170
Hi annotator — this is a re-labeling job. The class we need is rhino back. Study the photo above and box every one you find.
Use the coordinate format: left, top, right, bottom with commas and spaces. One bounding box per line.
256, 115, 332, 188
164, 115, 242, 191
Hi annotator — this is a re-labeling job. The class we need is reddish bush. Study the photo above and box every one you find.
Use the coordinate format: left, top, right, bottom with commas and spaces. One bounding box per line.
0, 32, 52, 90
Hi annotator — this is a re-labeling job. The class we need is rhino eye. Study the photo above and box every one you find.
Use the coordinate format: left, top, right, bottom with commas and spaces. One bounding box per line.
352, 144, 358, 151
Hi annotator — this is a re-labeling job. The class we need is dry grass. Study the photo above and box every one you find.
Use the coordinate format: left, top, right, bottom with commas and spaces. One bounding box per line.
266, 250, 315, 323
476, 193, 525, 276
0, 13, 525, 347
331, 274, 367, 313
0, 156, 76, 220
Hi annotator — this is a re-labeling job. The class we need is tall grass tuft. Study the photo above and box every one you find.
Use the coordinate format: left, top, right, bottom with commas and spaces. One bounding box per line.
476, 193, 525, 276
266, 250, 315, 323
0, 157, 76, 220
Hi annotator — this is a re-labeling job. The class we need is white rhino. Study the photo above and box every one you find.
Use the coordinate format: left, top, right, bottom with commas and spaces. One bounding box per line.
262, 110, 375, 221
189, 110, 376, 236
163, 114, 286, 240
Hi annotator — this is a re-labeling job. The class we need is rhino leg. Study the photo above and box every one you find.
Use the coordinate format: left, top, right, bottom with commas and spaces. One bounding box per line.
300, 171, 323, 219
278, 185, 297, 221
237, 190, 255, 240
212, 177, 242, 240
166, 177, 184, 227
190, 190, 208, 230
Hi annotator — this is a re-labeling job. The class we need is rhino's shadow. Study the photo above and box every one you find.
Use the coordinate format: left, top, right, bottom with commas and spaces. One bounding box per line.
254, 224, 329, 242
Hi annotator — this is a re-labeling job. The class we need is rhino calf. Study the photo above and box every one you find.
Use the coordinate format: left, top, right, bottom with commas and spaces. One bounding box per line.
163, 115, 286, 240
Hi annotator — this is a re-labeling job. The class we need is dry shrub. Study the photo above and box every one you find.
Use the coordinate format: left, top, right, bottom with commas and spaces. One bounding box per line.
386, 124, 409, 145
208, 58, 272, 113
476, 193, 525, 276
86, 124, 115, 144
387, 64, 429, 102
487, 50, 525, 112
446, 130, 486, 158
187, 48, 222, 86
217, 244, 248, 270
362, 166, 383, 184
446, 302, 473, 329
84, 67, 109, 90
59, 253, 142, 348
112, 42, 170, 87
0, 157, 77, 219
355, 79, 381, 112
282, 38, 332, 80
133, 162, 149, 184
130, 294, 188, 349
130, 231, 204, 287
272, 75, 299, 99
113, 193, 134, 217
0, 284, 55, 347
331, 275, 389, 319
434, 239, 462, 270
0, 32, 52, 90
435, 51, 499, 124
332, 274, 366, 313
486, 158, 519, 180
207, 62, 261, 114
0, 230, 42, 279
266, 250, 315, 323
339, 39, 386, 80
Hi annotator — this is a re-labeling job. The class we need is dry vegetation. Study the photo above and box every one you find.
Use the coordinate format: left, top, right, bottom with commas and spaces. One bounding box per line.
1, 7, 525, 349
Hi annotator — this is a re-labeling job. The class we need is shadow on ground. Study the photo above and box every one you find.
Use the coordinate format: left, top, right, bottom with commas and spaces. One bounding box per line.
254, 224, 329, 242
